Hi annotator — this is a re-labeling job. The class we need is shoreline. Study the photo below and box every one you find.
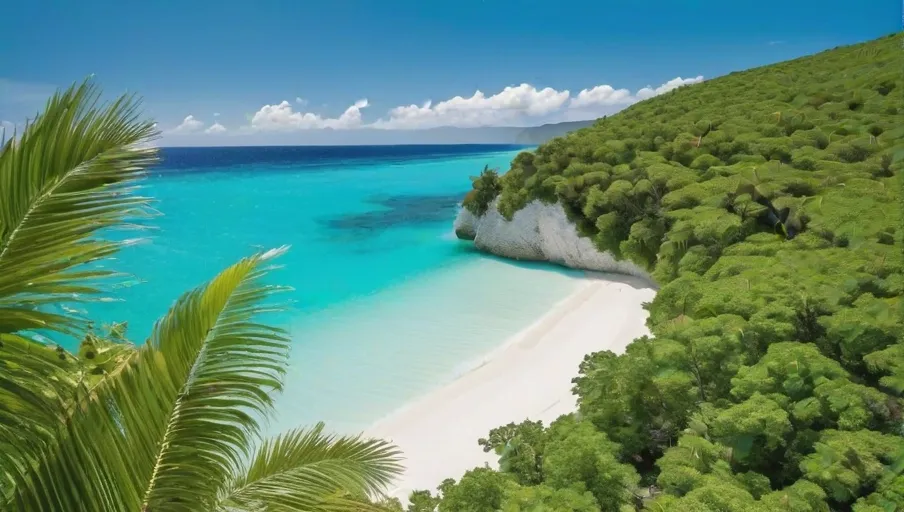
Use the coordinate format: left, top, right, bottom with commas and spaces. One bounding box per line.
365, 271, 656, 500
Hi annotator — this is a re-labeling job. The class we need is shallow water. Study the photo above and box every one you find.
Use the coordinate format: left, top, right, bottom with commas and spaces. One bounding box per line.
85, 145, 583, 433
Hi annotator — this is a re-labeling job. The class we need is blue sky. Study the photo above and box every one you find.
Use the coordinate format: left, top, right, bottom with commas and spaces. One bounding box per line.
1, 0, 899, 145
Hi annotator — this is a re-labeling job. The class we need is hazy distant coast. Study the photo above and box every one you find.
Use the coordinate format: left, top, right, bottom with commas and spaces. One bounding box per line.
159, 119, 595, 147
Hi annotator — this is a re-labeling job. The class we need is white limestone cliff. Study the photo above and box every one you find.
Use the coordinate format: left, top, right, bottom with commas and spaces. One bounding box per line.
454, 199, 652, 281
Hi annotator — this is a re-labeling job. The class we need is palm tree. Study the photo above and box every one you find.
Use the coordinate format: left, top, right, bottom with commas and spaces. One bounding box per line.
0, 80, 402, 510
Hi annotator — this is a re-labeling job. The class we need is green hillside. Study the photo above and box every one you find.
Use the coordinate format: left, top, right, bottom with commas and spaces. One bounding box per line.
431, 33, 904, 511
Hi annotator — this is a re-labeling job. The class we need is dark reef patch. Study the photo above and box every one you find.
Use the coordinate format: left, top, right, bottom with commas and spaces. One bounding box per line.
321, 193, 464, 233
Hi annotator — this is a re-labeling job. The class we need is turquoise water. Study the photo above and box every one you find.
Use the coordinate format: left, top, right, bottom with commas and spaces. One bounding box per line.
88, 145, 583, 434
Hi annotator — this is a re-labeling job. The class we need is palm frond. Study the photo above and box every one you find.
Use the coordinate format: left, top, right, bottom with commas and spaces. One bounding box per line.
0, 78, 158, 496
7, 248, 293, 511
217, 422, 404, 512
0, 78, 158, 335
139, 247, 292, 509
0, 333, 78, 495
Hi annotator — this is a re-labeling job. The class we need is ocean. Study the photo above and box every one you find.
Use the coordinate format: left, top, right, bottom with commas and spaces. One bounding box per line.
88, 144, 584, 434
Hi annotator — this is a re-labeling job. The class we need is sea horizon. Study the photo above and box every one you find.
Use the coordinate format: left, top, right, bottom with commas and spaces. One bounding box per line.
156, 143, 537, 148
153, 142, 533, 153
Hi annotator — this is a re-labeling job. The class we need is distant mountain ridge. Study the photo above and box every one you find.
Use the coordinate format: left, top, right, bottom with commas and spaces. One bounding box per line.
403, 119, 596, 145
513, 120, 596, 144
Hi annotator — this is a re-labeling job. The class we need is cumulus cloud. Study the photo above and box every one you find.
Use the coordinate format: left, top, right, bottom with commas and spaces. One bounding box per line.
170, 115, 204, 134
570, 85, 634, 109
371, 77, 702, 129
249, 99, 369, 131
560, 75, 704, 122
225, 75, 704, 135
167, 116, 230, 135
205, 122, 227, 134
569, 76, 704, 109
372, 84, 570, 130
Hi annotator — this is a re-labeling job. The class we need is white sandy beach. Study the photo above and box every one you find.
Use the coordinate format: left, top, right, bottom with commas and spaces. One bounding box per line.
365, 272, 657, 500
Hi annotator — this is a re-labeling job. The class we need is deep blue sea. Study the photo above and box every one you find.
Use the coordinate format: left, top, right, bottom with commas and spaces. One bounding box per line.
89, 144, 583, 433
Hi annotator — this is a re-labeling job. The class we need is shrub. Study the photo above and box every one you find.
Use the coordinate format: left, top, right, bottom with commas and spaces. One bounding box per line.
831, 141, 873, 163
462, 165, 503, 216
690, 154, 723, 171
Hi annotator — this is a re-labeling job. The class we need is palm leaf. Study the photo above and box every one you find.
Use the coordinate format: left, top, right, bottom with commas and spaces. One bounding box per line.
217, 423, 404, 511
0, 326, 139, 498
7, 248, 295, 511
0, 78, 158, 335
0, 79, 158, 496
1, 81, 404, 510
0, 333, 78, 494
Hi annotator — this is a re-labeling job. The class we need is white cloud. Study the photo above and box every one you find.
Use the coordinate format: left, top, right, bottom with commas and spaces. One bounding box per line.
213, 112, 220, 117
569, 76, 704, 109
634, 76, 704, 101
371, 77, 702, 130
170, 115, 204, 134
569, 85, 634, 108
205, 122, 227, 134
167, 115, 230, 135
561, 76, 705, 122
249, 99, 369, 131
209, 75, 705, 136
372, 84, 570, 130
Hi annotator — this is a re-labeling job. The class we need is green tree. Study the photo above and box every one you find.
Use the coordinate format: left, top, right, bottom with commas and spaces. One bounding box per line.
428, 467, 601, 512
500, 484, 598, 512
478, 420, 547, 485
800, 429, 904, 505
437, 467, 510, 511
462, 165, 503, 216
541, 417, 640, 510
445, 32, 904, 512
0, 81, 402, 510
406, 489, 441, 511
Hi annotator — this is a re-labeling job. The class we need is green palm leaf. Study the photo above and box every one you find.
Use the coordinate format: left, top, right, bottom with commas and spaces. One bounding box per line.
8, 249, 292, 510
217, 423, 403, 511
0, 79, 157, 496
0, 323, 139, 498
0, 79, 158, 334
2, 81, 403, 510
139, 248, 293, 509
0, 333, 77, 493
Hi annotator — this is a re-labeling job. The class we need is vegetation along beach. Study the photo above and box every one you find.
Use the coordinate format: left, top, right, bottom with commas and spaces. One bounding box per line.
392, 32, 904, 511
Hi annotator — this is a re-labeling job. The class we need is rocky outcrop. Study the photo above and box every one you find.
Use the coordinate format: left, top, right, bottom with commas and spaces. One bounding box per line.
453, 207, 478, 240
454, 199, 652, 281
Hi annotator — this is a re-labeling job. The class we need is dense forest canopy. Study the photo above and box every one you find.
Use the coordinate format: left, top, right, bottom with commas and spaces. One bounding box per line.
431, 33, 904, 511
